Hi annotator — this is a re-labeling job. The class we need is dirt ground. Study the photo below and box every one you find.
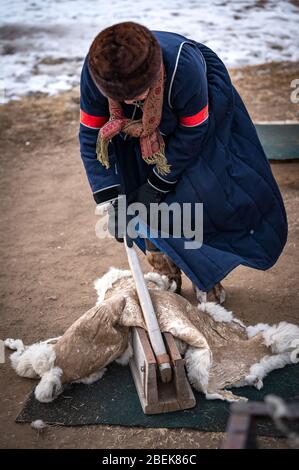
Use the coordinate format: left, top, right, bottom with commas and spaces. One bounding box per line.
0, 61, 298, 449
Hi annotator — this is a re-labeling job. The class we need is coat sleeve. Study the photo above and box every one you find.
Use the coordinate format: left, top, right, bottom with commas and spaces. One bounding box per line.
79, 56, 121, 204
148, 43, 209, 193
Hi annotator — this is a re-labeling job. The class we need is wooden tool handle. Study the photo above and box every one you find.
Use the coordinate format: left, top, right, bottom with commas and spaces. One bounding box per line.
125, 238, 172, 383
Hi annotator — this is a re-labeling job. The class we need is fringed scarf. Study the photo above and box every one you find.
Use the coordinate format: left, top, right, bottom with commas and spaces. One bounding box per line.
96, 63, 171, 176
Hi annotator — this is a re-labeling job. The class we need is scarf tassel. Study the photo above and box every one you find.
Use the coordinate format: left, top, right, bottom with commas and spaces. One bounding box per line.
96, 133, 110, 170
96, 135, 171, 176
143, 146, 171, 176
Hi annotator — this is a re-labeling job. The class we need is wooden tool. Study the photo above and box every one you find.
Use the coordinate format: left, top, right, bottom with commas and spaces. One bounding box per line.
125, 238, 196, 414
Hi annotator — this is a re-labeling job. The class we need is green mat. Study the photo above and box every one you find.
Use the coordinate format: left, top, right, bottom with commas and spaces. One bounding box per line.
255, 123, 299, 160
16, 363, 299, 436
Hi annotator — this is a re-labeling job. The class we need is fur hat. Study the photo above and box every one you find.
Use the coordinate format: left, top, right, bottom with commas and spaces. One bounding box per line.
88, 21, 162, 101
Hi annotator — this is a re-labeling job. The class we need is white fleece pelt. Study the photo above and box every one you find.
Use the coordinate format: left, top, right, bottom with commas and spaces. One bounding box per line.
4, 268, 174, 403
197, 302, 299, 395
5, 268, 299, 404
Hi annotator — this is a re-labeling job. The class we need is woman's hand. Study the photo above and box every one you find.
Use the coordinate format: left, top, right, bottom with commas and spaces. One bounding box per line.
127, 182, 166, 231
109, 183, 167, 243
134, 182, 164, 210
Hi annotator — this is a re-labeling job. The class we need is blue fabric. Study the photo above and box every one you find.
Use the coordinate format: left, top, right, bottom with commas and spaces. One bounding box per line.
79, 31, 288, 292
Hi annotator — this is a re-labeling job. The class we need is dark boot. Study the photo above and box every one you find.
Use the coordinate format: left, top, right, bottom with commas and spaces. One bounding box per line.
193, 282, 226, 305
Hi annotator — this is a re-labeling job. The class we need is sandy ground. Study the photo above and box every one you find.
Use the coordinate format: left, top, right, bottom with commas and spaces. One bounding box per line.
0, 61, 298, 449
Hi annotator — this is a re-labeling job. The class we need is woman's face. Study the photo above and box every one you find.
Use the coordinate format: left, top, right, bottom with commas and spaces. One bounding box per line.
124, 89, 150, 104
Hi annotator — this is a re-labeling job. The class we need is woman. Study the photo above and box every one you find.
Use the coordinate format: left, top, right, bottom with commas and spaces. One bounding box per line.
79, 21, 287, 303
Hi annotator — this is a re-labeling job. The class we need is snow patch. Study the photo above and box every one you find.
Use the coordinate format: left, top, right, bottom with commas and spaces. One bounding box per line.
1, 0, 298, 101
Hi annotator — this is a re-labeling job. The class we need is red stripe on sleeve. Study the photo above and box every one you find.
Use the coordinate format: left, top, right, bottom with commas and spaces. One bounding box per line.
80, 110, 109, 129
179, 104, 209, 127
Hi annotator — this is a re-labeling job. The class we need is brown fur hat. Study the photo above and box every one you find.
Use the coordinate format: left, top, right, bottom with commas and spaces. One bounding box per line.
88, 21, 162, 101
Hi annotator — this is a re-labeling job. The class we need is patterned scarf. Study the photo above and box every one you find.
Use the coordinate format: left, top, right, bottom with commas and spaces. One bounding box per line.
96, 62, 171, 176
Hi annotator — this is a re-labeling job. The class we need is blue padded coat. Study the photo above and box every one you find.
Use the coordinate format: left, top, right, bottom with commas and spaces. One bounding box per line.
79, 31, 287, 292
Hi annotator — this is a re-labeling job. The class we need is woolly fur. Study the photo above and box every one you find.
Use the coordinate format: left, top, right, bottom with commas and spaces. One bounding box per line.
5, 272, 299, 404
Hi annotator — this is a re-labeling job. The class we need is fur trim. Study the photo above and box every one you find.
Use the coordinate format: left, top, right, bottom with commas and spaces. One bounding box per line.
199, 302, 246, 328
94, 267, 175, 305
9, 349, 38, 379
144, 271, 177, 292
245, 352, 293, 390
246, 322, 270, 338
184, 346, 212, 393
5, 340, 56, 379
4, 338, 25, 352
34, 367, 63, 403
259, 321, 299, 354
26, 343, 56, 376
94, 267, 132, 304
244, 322, 299, 389
247, 321, 299, 356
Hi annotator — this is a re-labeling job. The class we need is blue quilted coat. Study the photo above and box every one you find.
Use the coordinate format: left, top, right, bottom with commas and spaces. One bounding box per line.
79, 31, 287, 292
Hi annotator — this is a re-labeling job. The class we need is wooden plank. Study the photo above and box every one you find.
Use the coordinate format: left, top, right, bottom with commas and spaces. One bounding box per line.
130, 328, 158, 409
230, 401, 299, 419
164, 332, 182, 363
164, 333, 196, 405
222, 402, 299, 448
221, 413, 255, 449
125, 241, 172, 383
136, 327, 156, 364
130, 327, 196, 414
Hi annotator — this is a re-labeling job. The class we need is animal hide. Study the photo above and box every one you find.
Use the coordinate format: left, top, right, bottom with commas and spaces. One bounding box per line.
5, 268, 299, 403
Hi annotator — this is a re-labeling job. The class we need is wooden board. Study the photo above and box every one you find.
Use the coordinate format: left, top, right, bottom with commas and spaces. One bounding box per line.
221, 402, 299, 449
129, 327, 196, 415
